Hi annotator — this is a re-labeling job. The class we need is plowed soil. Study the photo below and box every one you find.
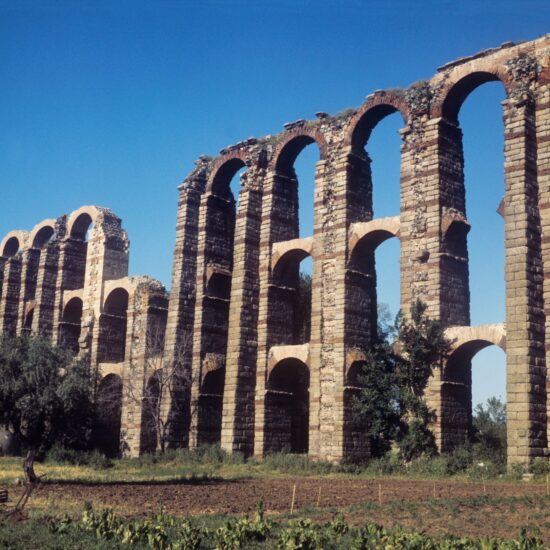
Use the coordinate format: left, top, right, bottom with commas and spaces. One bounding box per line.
16, 477, 548, 514
11, 478, 550, 541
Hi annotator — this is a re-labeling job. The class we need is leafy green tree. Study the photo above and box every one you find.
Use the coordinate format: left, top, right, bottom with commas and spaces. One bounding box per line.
351, 344, 401, 457
352, 299, 451, 461
394, 300, 450, 460
472, 396, 507, 465
0, 334, 95, 482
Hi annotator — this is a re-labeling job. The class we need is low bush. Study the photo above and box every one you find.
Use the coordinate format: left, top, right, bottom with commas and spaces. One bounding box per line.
125, 444, 245, 469
361, 452, 404, 476
45, 444, 113, 469
256, 452, 337, 475
466, 460, 502, 481
183, 444, 245, 465
529, 457, 550, 478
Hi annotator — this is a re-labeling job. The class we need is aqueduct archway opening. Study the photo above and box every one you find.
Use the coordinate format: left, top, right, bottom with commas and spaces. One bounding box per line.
264, 357, 310, 455
440, 325, 507, 452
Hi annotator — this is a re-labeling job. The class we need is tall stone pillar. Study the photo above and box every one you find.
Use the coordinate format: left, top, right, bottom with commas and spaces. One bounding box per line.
400, 113, 469, 324
0, 258, 5, 315
400, 110, 446, 449
503, 91, 547, 463
310, 131, 370, 462
119, 290, 141, 456
339, 148, 375, 461
307, 157, 327, 460
163, 159, 208, 448
189, 171, 236, 447
51, 239, 88, 346
221, 159, 265, 457
86, 212, 129, 367
120, 281, 168, 457
399, 86, 471, 449
252, 127, 326, 459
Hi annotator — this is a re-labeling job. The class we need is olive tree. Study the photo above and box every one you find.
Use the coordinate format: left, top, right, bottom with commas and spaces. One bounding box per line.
0, 334, 95, 482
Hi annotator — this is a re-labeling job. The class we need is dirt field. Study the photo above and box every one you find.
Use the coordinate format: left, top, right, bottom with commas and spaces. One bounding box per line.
15, 477, 549, 515
2, 478, 549, 546
20, 478, 549, 515
11, 477, 550, 542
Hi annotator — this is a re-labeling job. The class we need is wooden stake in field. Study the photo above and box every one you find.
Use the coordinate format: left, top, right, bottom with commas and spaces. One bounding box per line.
378, 483, 382, 505
316, 486, 321, 507
546, 474, 549, 496
290, 484, 296, 514
432, 481, 436, 499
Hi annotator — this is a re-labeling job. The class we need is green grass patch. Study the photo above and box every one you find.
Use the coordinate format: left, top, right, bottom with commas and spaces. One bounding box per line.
1, 444, 548, 486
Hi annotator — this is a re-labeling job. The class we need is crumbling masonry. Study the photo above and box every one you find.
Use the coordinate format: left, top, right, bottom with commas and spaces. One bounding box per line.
2, 35, 550, 464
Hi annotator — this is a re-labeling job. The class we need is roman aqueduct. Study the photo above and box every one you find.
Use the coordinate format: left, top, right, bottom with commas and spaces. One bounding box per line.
1, 35, 549, 464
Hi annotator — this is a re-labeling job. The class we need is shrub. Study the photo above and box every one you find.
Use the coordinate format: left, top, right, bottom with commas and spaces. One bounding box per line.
328, 514, 348, 536
466, 461, 501, 480
407, 455, 449, 477
472, 397, 507, 467
38, 506, 549, 550
445, 444, 474, 475
529, 457, 550, 478
45, 444, 113, 469
363, 453, 403, 476
260, 453, 336, 475
169, 444, 244, 466
507, 462, 527, 481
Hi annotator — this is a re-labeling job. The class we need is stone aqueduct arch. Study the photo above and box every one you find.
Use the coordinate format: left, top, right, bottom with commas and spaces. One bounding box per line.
165, 35, 550, 465
1, 35, 550, 464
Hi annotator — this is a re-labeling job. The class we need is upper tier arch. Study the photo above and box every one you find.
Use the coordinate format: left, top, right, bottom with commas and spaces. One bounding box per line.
206, 151, 248, 197
270, 126, 327, 175
432, 67, 513, 123
29, 219, 56, 249
0, 230, 29, 257
345, 93, 410, 153
67, 206, 101, 240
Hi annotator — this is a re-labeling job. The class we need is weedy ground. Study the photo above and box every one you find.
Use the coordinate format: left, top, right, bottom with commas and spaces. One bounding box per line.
1, 450, 550, 547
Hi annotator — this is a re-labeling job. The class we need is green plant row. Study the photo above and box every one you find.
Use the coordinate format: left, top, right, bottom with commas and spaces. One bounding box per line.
37, 503, 548, 550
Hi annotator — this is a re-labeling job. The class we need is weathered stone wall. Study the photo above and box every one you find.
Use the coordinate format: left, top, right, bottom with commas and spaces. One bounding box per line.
166, 34, 550, 465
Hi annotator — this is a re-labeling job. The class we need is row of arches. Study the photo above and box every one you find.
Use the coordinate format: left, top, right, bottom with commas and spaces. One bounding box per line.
181, 53, 528, 460
57, 287, 130, 361
0, 206, 129, 344
93, 336, 506, 459
0, 206, 103, 259
259, 327, 507, 457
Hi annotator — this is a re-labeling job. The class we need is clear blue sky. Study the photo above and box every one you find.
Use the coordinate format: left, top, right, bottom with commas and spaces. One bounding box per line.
1, 1, 548, 406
